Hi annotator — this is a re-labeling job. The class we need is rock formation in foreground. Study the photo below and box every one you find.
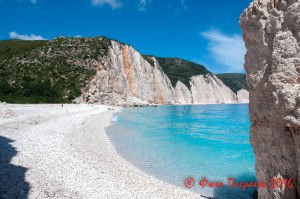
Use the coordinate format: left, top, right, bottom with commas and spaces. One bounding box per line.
240, 0, 300, 198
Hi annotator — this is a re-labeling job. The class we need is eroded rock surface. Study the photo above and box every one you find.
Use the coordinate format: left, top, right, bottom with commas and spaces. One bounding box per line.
240, 0, 300, 198
78, 40, 241, 106
174, 81, 193, 104
190, 74, 237, 104
78, 41, 175, 106
237, 89, 250, 103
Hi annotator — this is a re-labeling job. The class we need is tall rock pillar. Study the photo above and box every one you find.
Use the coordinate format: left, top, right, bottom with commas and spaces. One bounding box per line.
240, 0, 300, 198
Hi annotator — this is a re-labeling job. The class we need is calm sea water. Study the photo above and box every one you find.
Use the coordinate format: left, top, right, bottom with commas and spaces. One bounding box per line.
106, 104, 256, 199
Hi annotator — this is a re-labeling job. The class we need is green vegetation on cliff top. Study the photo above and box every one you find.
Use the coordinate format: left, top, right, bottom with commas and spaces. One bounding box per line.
0, 37, 110, 103
154, 57, 211, 89
216, 73, 248, 93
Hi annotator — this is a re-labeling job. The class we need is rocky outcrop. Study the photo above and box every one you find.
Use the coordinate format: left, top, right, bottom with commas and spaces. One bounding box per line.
240, 0, 300, 198
78, 40, 243, 106
190, 74, 238, 104
237, 89, 249, 103
174, 81, 193, 104
79, 41, 175, 106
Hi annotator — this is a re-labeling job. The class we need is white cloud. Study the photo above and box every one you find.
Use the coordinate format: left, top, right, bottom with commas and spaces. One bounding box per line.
201, 30, 246, 72
92, 0, 122, 9
31, 0, 37, 3
180, 0, 187, 10
9, 31, 47, 40
138, 0, 151, 11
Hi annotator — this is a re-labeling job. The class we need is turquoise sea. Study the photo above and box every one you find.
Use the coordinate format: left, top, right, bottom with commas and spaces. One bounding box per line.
106, 104, 256, 199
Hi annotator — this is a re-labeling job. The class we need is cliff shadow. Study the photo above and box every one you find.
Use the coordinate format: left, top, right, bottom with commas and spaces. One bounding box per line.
0, 136, 30, 199
212, 172, 257, 199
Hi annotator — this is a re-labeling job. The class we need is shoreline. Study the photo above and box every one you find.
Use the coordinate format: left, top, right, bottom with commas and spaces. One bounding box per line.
0, 104, 203, 199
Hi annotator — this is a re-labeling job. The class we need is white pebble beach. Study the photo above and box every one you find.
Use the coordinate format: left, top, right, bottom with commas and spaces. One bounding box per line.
0, 104, 203, 199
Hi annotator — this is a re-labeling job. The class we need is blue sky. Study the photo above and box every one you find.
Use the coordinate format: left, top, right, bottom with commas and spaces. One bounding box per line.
0, 0, 252, 73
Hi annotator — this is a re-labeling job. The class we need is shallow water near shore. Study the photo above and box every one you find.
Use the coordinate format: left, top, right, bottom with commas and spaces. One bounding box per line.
107, 104, 256, 199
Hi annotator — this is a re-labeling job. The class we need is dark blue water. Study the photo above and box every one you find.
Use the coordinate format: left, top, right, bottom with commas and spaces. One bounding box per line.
107, 104, 256, 199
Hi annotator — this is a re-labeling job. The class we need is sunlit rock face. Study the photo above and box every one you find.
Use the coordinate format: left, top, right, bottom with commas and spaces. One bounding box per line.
174, 81, 193, 104
237, 89, 249, 103
240, 0, 300, 198
78, 40, 240, 106
79, 40, 175, 106
190, 74, 238, 104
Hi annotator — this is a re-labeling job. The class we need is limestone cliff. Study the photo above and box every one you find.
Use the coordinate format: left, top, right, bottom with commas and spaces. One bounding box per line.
78, 40, 240, 105
190, 74, 238, 104
174, 81, 193, 104
240, 0, 300, 198
79, 40, 175, 106
237, 89, 249, 103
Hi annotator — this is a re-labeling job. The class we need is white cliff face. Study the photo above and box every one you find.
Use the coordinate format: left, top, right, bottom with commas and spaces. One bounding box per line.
237, 89, 249, 103
79, 40, 244, 106
174, 81, 193, 104
240, 0, 300, 198
190, 74, 238, 104
80, 41, 175, 106
152, 58, 176, 104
